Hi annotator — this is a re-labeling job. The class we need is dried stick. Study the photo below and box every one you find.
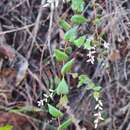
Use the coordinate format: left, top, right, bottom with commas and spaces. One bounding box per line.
0, 23, 35, 36
47, 1, 57, 76
27, 0, 46, 59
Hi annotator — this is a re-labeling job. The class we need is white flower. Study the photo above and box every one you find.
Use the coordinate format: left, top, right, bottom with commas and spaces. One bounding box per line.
94, 123, 98, 128
98, 100, 103, 106
94, 119, 99, 123
99, 106, 103, 110
37, 100, 44, 107
49, 93, 53, 99
94, 112, 104, 120
43, 98, 48, 103
49, 89, 54, 92
43, 94, 49, 98
103, 42, 110, 49
87, 50, 96, 64
55, 0, 59, 7
87, 50, 96, 57
87, 55, 95, 64
95, 104, 100, 110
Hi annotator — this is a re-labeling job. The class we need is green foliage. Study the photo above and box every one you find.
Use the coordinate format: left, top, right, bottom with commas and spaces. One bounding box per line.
78, 74, 101, 92
93, 91, 100, 100
85, 76, 101, 91
65, 47, 72, 55
64, 27, 77, 42
73, 36, 86, 47
83, 39, 93, 50
48, 104, 63, 118
92, 85, 102, 91
71, 15, 86, 24
0, 125, 13, 130
56, 78, 69, 95
71, 0, 85, 13
59, 19, 71, 31
61, 59, 75, 75
58, 95, 68, 106
78, 74, 87, 87
54, 49, 68, 62
57, 118, 72, 130
51, 0, 103, 128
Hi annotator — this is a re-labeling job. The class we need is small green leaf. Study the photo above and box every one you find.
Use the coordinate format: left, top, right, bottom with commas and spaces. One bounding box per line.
56, 78, 69, 95
59, 19, 71, 31
65, 47, 72, 55
73, 36, 86, 47
93, 91, 100, 100
57, 118, 72, 130
64, 27, 77, 42
92, 86, 102, 91
71, 0, 85, 13
78, 74, 87, 87
58, 95, 69, 106
54, 76, 61, 86
54, 49, 69, 62
0, 125, 13, 130
83, 39, 92, 50
48, 104, 63, 118
61, 59, 75, 75
71, 15, 86, 24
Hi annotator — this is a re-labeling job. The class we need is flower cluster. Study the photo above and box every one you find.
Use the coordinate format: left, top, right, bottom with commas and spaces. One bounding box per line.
37, 89, 54, 107
94, 99, 104, 128
87, 48, 96, 64
47, 0, 59, 8
103, 42, 110, 49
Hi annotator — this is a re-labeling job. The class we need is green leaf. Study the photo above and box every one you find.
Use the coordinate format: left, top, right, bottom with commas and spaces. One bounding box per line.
65, 47, 72, 55
58, 95, 69, 107
92, 86, 102, 91
71, 15, 86, 24
93, 91, 100, 100
64, 27, 77, 42
83, 39, 92, 50
71, 0, 85, 13
48, 104, 63, 118
54, 76, 61, 86
73, 36, 86, 47
78, 74, 87, 87
0, 125, 13, 130
56, 78, 69, 95
57, 118, 72, 130
54, 49, 69, 62
61, 59, 75, 75
59, 19, 71, 31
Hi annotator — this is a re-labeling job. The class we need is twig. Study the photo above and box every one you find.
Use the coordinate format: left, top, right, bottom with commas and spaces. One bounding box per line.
119, 103, 130, 130
47, 1, 57, 76
27, 0, 46, 59
28, 69, 49, 94
2, 0, 26, 17
124, 50, 130, 80
0, 23, 35, 36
